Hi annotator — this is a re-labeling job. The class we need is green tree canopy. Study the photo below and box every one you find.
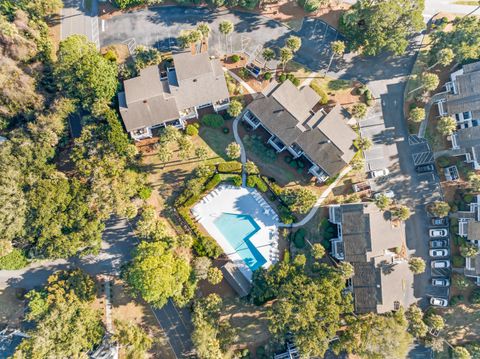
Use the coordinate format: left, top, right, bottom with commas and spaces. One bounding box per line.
55, 35, 117, 110
268, 265, 353, 358
340, 0, 424, 56
225, 142, 241, 159
410, 107, 425, 122
281, 187, 316, 214
405, 305, 428, 338
113, 320, 153, 358
126, 241, 192, 308
334, 310, 413, 358
227, 99, 243, 117
428, 201, 450, 218
351, 103, 368, 119
409, 257, 426, 274
286, 35, 302, 53
430, 16, 480, 64
15, 269, 104, 358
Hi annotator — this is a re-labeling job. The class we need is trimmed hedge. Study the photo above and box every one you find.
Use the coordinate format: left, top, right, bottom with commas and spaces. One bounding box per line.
217, 161, 242, 173
246, 175, 268, 192
0, 249, 28, 270
177, 206, 222, 259
204, 173, 221, 191
201, 114, 224, 128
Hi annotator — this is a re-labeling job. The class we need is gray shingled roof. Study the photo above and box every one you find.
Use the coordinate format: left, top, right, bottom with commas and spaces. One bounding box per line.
336, 203, 415, 314
445, 61, 480, 115
246, 81, 357, 176
118, 52, 229, 132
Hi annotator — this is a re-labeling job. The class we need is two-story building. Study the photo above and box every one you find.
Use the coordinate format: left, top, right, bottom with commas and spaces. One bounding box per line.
118, 51, 230, 140
435, 61, 480, 169
242, 80, 357, 182
328, 203, 416, 313
456, 195, 480, 285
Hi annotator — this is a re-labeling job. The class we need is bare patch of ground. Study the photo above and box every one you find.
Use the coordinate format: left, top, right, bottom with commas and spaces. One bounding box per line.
437, 304, 480, 345
0, 287, 25, 327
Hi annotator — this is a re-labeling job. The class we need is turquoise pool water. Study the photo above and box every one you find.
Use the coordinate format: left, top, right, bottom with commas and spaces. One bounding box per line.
213, 213, 266, 271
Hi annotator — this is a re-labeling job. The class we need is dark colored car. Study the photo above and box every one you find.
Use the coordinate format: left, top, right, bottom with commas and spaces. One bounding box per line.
415, 164, 435, 173
431, 217, 448, 226
430, 239, 448, 248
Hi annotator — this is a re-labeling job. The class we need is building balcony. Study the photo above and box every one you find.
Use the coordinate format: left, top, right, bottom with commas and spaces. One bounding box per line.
267, 135, 286, 152
287, 143, 304, 158
243, 111, 261, 129
308, 164, 329, 182
214, 98, 230, 112
130, 127, 153, 141
331, 238, 345, 261
179, 107, 197, 120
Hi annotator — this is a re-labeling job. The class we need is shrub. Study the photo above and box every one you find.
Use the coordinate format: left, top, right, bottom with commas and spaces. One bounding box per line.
194, 235, 222, 258
366, 98, 373, 106
278, 205, 296, 224
201, 114, 224, 128
138, 186, 152, 200
230, 175, 243, 186
470, 288, 480, 304
246, 175, 268, 192
217, 161, 242, 173
231, 54, 240, 63
289, 160, 298, 169
204, 174, 221, 191
185, 124, 199, 136
223, 127, 230, 134
310, 82, 329, 104
263, 72, 272, 80
279, 73, 287, 82
453, 255, 465, 268
0, 249, 28, 270
293, 228, 306, 248
437, 156, 450, 168
284, 155, 292, 164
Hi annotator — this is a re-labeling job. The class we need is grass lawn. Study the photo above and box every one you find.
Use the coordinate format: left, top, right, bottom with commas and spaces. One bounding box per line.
285, 60, 311, 80
221, 298, 272, 355
140, 123, 234, 232
310, 76, 362, 107
435, 303, 480, 347
111, 279, 176, 359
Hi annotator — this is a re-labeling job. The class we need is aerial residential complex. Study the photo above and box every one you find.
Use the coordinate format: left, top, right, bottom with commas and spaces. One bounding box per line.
118, 51, 230, 140
329, 203, 415, 313
242, 80, 357, 181
456, 195, 480, 285
436, 61, 480, 169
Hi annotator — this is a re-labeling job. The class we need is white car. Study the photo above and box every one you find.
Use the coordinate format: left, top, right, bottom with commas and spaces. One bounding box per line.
429, 228, 448, 238
431, 260, 450, 269
429, 249, 449, 258
432, 278, 450, 287
374, 190, 395, 200
370, 168, 390, 178
430, 297, 448, 307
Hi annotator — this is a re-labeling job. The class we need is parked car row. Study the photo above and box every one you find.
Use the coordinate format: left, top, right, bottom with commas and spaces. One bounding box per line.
428, 217, 451, 307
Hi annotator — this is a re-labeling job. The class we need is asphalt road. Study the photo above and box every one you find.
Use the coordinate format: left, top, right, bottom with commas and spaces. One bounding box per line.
61, 0, 99, 47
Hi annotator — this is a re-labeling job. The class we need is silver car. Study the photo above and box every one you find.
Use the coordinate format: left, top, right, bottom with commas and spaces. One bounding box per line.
431, 260, 450, 269
429, 228, 448, 238
432, 278, 450, 287
430, 297, 448, 307
429, 249, 449, 258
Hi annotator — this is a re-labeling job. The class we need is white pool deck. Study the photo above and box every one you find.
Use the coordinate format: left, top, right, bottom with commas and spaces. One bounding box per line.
191, 184, 280, 282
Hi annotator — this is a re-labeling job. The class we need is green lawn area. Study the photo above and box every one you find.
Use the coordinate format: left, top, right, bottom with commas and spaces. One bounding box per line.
141, 124, 234, 232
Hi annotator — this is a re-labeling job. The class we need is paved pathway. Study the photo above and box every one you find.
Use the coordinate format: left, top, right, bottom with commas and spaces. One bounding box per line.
280, 166, 352, 228
418, 92, 447, 138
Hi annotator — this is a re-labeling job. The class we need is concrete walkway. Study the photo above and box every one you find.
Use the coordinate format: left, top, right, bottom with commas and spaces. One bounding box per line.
417, 92, 446, 138
279, 166, 352, 228
224, 68, 256, 187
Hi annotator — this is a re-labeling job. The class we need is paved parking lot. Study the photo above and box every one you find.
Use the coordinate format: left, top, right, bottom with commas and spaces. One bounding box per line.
100, 7, 346, 72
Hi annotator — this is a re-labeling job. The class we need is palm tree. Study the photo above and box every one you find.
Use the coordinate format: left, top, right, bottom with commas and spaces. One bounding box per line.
280, 47, 293, 71
197, 23, 210, 53
325, 40, 345, 75
218, 20, 234, 54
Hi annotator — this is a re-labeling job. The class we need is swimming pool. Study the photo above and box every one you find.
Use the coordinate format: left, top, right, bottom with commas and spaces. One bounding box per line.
213, 213, 267, 271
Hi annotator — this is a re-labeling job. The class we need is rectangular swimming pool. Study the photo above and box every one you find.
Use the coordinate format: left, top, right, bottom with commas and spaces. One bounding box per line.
213, 213, 267, 271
